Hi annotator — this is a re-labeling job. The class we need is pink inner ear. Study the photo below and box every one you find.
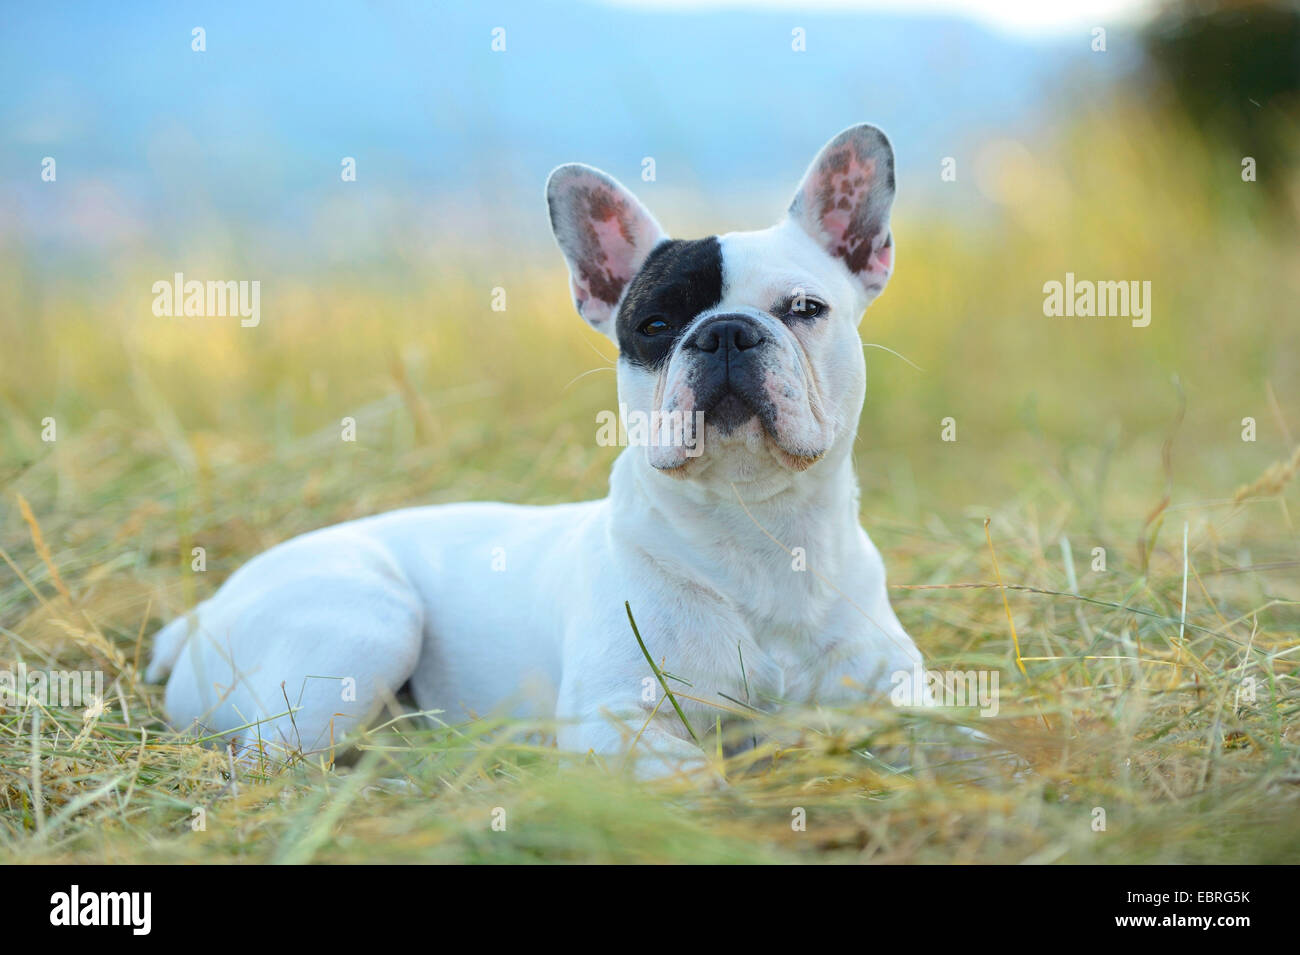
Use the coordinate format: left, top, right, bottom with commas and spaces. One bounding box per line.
564, 175, 655, 313
588, 213, 638, 286
818, 155, 873, 240
807, 147, 888, 276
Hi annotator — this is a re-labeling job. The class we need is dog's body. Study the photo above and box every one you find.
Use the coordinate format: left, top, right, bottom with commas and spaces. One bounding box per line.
148, 124, 926, 777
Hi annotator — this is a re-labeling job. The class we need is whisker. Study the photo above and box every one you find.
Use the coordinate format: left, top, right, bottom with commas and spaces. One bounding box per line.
561, 366, 617, 392
579, 332, 618, 366
862, 342, 924, 372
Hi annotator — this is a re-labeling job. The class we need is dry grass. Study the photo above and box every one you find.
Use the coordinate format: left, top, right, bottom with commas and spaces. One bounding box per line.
1, 106, 1298, 863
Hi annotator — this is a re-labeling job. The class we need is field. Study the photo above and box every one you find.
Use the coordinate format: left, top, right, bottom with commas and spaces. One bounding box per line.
1, 107, 1298, 863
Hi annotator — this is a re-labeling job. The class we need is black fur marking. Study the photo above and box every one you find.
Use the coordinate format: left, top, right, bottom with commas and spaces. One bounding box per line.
616, 237, 724, 370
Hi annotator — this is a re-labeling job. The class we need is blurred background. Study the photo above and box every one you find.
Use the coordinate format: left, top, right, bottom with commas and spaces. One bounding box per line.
1, 0, 1298, 866
1, 0, 1297, 607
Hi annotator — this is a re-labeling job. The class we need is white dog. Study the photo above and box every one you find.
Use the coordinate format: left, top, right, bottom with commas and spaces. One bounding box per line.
147, 124, 926, 778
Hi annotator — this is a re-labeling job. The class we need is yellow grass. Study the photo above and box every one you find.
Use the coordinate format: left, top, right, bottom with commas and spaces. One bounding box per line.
0, 105, 1297, 863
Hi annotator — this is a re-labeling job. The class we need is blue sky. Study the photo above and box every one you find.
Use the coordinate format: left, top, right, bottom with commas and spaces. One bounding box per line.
2, 1, 1149, 260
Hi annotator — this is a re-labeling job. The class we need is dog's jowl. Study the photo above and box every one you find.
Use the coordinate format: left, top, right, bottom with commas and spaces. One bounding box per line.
147, 124, 926, 779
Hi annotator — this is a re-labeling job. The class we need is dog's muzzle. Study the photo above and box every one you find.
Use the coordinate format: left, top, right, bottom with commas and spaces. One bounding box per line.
682, 313, 772, 433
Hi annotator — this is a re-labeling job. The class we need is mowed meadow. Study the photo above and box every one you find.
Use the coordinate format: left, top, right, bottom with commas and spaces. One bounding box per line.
1, 107, 1298, 863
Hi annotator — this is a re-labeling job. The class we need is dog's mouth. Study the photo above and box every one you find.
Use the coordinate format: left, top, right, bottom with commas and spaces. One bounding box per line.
651, 385, 825, 475
701, 388, 760, 434
648, 342, 831, 475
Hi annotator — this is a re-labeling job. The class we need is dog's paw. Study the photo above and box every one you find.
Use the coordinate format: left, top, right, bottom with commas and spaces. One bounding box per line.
626, 734, 727, 788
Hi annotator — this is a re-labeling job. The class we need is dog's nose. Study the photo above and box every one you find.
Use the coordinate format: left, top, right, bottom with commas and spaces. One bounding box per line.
689, 316, 765, 354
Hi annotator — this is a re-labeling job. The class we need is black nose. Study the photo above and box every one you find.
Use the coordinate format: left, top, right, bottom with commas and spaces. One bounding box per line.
690, 316, 765, 354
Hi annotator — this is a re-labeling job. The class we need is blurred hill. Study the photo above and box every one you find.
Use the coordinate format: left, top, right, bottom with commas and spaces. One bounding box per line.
1, 0, 1134, 264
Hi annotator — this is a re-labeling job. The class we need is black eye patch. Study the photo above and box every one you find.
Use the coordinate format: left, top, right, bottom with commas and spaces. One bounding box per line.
616, 237, 724, 370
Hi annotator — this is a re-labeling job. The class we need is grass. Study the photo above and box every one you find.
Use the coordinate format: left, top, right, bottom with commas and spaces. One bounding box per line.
1, 105, 1298, 863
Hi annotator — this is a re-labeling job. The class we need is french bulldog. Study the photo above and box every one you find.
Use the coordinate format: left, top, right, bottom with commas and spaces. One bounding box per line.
147, 123, 926, 778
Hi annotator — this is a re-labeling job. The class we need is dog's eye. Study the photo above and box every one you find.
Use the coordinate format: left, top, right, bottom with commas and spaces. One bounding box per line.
788, 298, 826, 320
638, 316, 670, 336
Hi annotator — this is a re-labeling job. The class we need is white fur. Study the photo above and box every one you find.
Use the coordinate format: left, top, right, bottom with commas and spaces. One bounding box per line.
149, 126, 925, 779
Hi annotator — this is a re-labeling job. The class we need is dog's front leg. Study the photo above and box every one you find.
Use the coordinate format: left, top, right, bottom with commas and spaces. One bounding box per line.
554, 623, 721, 781
557, 702, 717, 781
553, 594, 766, 782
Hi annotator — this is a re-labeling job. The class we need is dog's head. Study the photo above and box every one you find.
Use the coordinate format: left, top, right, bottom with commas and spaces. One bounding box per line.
547, 124, 895, 482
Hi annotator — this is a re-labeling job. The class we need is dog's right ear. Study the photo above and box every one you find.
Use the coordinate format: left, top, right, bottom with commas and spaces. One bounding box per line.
788, 124, 896, 304
546, 164, 667, 336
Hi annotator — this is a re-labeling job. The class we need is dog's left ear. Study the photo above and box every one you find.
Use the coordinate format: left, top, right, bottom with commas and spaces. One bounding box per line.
788, 124, 896, 303
547, 164, 667, 336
